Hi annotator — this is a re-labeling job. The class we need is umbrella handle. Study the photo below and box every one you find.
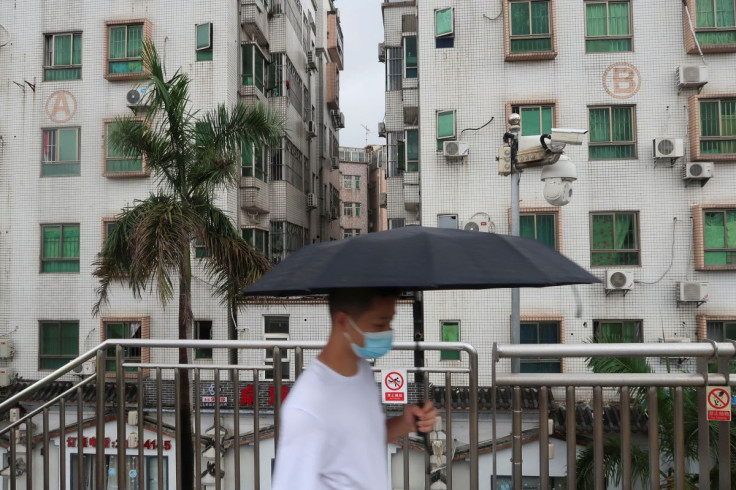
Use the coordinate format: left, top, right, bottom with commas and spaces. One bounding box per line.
414, 403, 432, 453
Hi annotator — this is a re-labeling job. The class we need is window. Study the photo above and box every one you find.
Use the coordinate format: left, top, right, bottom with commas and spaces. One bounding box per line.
706, 320, 736, 342
107, 23, 144, 75
343, 229, 361, 238
243, 228, 269, 257
388, 218, 405, 230
703, 209, 736, 266
355, 203, 361, 217
41, 224, 80, 273
354, 176, 361, 190
508, 1, 553, 54
194, 320, 213, 359
692, 0, 736, 47
585, 1, 632, 52
520, 321, 561, 373
588, 106, 636, 159
196, 23, 213, 61
440, 322, 460, 360
105, 121, 144, 174
590, 212, 639, 266
437, 110, 455, 150
406, 129, 419, 172
242, 142, 268, 181
39, 321, 78, 370
104, 321, 142, 372
511, 104, 554, 135
42, 128, 80, 176
435, 8, 454, 48
404, 36, 417, 78
242, 44, 267, 93
593, 320, 642, 343
193, 237, 208, 259
343, 202, 353, 217
386, 47, 403, 91
343, 175, 352, 189
699, 98, 736, 156
264, 316, 289, 380
520, 212, 558, 250
44, 33, 82, 81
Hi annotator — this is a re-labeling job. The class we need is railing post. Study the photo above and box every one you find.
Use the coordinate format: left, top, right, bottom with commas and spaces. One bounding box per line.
565, 387, 576, 490
539, 386, 549, 490
76, 385, 84, 490
621, 386, 632, 490
593, 386, 604, 490
116, 345, 126, 490
254, 370, 261, 490
468, 347, 479, 490
215, 368, 222, 490
423, 374, 430, 490
95, 349, 106, 490
43, 408, 50, 490
274, 346, 282, 455
445, 371, 453, 490
648, 387, 660, 490
156, 367, 164, 489
138, 368, 145, 489
233, 368, 241, 489
717, 355, 731, 490
673, 387, 685, 490
491, 343, 498, 490
175, 368, 184, 489
512, 386, 522, 490
25, 419, 32, 490
696, 357, 710, 490
195, 368, 202, 489
59, 398, 66, 490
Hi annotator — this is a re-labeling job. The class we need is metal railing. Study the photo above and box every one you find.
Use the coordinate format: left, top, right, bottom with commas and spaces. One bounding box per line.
0, 340, 478, 490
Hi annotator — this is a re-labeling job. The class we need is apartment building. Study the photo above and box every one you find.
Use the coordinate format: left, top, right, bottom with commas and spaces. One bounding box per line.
379, 0, 736, 383
338, 146, 369, 237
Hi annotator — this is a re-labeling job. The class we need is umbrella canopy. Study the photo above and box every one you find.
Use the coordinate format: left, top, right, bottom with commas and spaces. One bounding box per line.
242, 226, 599, 297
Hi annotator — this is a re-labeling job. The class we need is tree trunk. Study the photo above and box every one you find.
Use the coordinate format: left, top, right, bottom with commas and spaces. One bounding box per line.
178, 257, 195, 490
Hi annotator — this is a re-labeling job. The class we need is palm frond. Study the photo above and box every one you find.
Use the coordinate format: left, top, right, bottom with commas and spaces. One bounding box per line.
575, 436, 651, 489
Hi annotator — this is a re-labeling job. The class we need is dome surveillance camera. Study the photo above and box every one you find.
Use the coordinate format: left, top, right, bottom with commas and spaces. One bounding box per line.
541, 155, 576, 206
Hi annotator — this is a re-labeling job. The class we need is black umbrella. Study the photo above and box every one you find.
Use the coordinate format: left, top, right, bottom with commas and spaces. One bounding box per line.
241, 226, 599, 297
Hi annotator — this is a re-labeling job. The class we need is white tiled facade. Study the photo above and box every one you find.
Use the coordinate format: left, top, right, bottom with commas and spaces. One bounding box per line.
0, 0, 344, 381
381, 0, 736, 383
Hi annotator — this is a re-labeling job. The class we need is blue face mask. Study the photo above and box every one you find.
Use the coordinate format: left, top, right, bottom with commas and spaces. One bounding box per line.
345, 317, 394, 359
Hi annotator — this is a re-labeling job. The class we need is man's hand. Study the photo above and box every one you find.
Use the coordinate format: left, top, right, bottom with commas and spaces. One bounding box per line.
386, 401, 438, 442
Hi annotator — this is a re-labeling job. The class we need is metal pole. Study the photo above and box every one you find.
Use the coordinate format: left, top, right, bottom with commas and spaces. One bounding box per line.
621, 386, 632, 490
539, 387, 549, 490
508, 114, 521, 374
512, 386, 522, 489
696, 358, 710, 490
648, 387, 660, 490
565, 387, 576, 490
593, 386, 604, 490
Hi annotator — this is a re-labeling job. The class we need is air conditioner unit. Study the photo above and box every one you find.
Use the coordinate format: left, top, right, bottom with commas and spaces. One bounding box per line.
337, 112, 345, 129
0, 339, 13, 359
683, 161, 714, 182
73, 360, 95, 376
331, 156, 339, 169
379, 193, 387, 208
679, 281, 708, 303
378, 43, 386, 62
307, 50, 317, 71
443, 141, 469, 158
678, 65, 708, 89
378, 122, 386, 137
0, 368, 13, 387
306, 192, 317, 209
306, 120, 316, 138
605, 270, 634, 291
653, 138, 684, 159
126, 88, 148, 107
464, 221, 480, 232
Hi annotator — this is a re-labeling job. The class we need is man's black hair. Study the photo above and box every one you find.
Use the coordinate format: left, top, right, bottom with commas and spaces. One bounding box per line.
328, 288, 399, 319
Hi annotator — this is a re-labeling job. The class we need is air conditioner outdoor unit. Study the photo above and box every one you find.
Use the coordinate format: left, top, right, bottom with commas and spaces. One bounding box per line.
379, 193, 387, 208
378, 43, 386, 63
678, 65, 708, 89
73, 360, 95, 376
307, 50, 317, 71
464, 221, 480, 232
0, 368, 13, 387
443, 141, 469, 158
678, 281, 708, 303
306, 192, 317, 209
653, 138, 684, 159
0, 339, 13, 359
331, 156, 339, 169
337, 112, 345, 129
605, 270, 634, 291
126, 88, 148, 107
683, 162, 714, 182
378, 122, 386, 137
306, 120, 316, 138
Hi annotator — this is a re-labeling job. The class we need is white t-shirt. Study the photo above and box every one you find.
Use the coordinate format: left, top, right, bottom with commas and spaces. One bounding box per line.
272, 358, 389, 490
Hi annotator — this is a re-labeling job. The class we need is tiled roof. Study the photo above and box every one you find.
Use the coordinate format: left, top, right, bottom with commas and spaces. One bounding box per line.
1, 380, 138, 406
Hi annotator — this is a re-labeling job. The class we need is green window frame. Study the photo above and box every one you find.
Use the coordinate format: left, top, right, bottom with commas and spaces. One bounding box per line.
520, 212, 557, 250
703, 209, 736, 266
104, 321, 142, 372
406, 129, 419, 172
404, 36, 417, 78
108, 24, 144, 74
242, 142, 267, 182
39, 321, 79, 370
509, 0, 552, 53
707, 320, 736, 341
42, 128, 81, 176
435, 8, 454, 48
593, 320, 642, 343
590, 212, 639, 266
512, 104, 554, 135
355, 203, 361, 217
242, 44, 267, 92
437, 110, 456, 150
694, 0, 736, 45
44, 33, 82, 81
520, 321, 561, 373
41, 224, 80, 273
194, 320, 213, 359
243, 228, 270, 258
354, 176, 361, 190
584, 1, 632, 52
106, 122, 143, 173
699, 99, 736, 155
196, 23, 213, 61
193, 237, 208, 259
440, 322, 460, 360
588, 106, 636, 159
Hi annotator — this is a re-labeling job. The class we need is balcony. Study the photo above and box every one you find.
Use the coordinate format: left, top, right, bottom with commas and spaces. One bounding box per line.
240, 176, 269, 213
327, 11, 344, 70
240, 0, 269, 47
326, 62, 340, 111
403, 177, 420, 211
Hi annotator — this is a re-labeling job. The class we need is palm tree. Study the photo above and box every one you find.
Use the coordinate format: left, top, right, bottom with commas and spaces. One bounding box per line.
92, 42, 284, 490
574, 337, 736, 489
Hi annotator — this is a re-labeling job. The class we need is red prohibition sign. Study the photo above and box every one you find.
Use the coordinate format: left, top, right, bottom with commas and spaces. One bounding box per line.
385, 372, 404, 391
707, 388, 730, 409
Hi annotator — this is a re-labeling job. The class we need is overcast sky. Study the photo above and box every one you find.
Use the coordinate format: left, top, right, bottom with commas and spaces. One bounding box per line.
338, 1, 384, 149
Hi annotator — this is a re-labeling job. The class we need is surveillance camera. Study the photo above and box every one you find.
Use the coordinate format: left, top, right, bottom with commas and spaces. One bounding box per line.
550, 128, 588, 146
541, 155, 576, 206
540, 155, 577, 182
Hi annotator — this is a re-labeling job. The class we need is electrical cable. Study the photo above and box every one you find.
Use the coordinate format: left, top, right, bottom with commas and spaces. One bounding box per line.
636, 217, 678, 285
460, 117, 494, 137
683, 2, 706, 65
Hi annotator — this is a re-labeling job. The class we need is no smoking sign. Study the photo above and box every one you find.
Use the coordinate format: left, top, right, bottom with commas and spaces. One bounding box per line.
381, 369, 407, 404
706, 386, 732, 422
